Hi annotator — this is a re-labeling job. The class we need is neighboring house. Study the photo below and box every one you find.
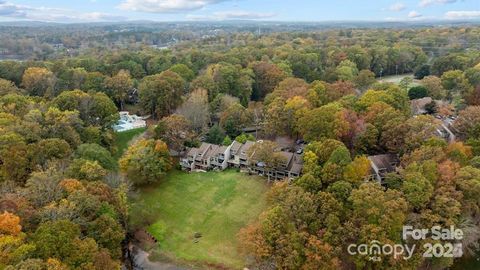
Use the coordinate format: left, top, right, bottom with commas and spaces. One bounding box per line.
127, 88, 139, 104
182, 140, 303, 180
238, 141, 255, 168
436, 123, 456, 143
368, 154, 400, 183
210, 145, 232, 170
227, 141, 243, 168
113, 111, 147, 132
411, 97, 433, 115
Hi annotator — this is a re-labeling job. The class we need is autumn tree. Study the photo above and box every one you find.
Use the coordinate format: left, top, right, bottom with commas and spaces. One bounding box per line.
154, 114, 194, 151
139, 70, 185, 118
0, 78, 20, 96
119, 139, 173, 185
250, 61, 287, 100
104, 70, 133, 111
175, 88, 209, 133
21, 67, 56, 97
247, 141, 286, 182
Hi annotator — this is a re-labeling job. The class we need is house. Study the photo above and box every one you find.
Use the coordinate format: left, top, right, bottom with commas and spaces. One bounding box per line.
194, 143, 216, 170
288, 154, 304, 179
436, 123, 456, 143
181, 140, 303, 180
227, 141, 244, 167
238, 141, 255, 168
210, 145, 232, 170
113, 112, 146, 132
411, 97, 433, 115
368, 154, 400, 183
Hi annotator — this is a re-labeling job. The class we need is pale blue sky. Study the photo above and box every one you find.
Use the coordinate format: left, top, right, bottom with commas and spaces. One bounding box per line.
0, 0, 479, 22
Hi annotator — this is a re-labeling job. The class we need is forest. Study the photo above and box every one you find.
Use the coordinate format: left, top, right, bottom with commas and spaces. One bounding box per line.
0, 22, 480, 269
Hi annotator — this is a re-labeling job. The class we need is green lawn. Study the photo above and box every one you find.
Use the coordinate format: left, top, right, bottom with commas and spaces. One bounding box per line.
113, 127, 146, 160
130, 170, 270, 269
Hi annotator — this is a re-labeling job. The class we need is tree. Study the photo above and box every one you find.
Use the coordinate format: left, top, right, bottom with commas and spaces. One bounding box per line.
298, 103, 343, 142
87, 215, 125, 259
139, 70, 185, 118
32, 138, 72, 167
402, 166, 434, 210
222, 136, 232, 146
119, 139, 173, 185
265, 77, 309, 104
235, 133, 255, 144
52, 90, 118, 127
421, 76, 446, 99
76, 143, 116, 170
250, 61, 287, 100
441, 70, 471, 97
414, 64, 430, 79
67, 159, 107, 182
399, 77, 413, 90
206, 62, 253, 105
206, 125, 225, 145
32, 220, 98, 268
0, 78, 20, 96
219, 103, 252, 138
154, 114, 194, 151
464, 67, 480, 86
168, 64, 195, 82
104, 70, 133, 111
354, 69, 376, 91
408, 86, 428, 100
21, 67, 56, 97
343, 156, 371, 185
248, 141, 286, 182
0, 212, 22, 236
454, 106, 480, 140
335, 60, 358, 81
175, 88, 209, 133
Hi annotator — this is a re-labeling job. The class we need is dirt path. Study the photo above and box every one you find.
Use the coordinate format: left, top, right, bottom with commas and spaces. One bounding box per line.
131, 245, 191, 270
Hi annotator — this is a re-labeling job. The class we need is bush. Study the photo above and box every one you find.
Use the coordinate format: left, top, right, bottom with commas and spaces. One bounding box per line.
408, 86, 428, 100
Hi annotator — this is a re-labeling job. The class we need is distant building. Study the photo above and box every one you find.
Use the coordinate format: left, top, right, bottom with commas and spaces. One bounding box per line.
113, 112, 146, 132
181, 141, 303, 180
368, 154, 400, 183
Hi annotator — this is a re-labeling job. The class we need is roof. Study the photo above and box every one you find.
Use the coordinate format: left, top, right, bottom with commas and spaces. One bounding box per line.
368, 154, 399, 172
230, 141, 242, 153
279, 151, 294, 164
195, 143, 214, 161
187, 147, 198, 157
411, 97, 433, 115
239, 141, 255, 158
212, 145, 228, 156
289, 163, 303, 174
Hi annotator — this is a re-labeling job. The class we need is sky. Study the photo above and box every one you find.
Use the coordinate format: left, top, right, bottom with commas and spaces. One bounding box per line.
0, 0, 479, 23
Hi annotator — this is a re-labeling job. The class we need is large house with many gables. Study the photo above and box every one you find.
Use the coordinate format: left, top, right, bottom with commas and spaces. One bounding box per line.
181, 141, 304, 180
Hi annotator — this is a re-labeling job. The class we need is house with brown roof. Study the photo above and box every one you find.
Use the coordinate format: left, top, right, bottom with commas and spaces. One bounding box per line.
368, 154, 400, 183
181, 140, 303, 180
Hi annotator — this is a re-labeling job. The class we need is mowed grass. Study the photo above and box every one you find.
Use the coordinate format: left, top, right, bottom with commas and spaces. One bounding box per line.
113, 127, 146, 160
131, 170, 270, 269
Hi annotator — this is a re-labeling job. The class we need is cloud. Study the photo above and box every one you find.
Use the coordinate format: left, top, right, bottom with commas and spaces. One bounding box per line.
186, 10, 276, 20
0, 1, 127, 22
419, 0, 458, 7
408, 10, 422, 18
387, 2, 406, 12
0, 2, 32, 18
445, 10, 480, 19
118, 0, 229, 13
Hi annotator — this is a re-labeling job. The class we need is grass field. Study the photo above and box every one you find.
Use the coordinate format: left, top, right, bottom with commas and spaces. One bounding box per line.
130, 170, 270, 269
113, 127, 146, 160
